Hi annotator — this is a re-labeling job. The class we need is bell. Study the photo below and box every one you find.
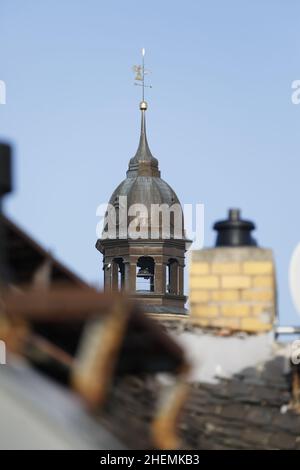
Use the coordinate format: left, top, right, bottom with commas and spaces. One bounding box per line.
137, 267, 153, 279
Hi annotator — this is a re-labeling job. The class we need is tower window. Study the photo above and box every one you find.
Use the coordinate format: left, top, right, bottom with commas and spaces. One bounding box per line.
136, 256, 155, 292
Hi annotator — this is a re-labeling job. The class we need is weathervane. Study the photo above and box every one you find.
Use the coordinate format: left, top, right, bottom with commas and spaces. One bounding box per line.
133, 48, 152, 103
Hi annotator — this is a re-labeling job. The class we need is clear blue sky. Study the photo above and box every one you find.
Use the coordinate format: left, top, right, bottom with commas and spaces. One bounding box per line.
1, 0, 299, 325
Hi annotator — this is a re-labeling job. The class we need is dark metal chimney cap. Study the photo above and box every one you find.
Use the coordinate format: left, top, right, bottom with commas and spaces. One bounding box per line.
213, 208, 257, 247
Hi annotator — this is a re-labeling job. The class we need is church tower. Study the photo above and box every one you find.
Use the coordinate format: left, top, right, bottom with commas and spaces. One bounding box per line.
96, 51, 187, 314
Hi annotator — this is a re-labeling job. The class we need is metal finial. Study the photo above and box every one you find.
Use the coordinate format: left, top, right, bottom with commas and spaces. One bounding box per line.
133, 48, 152, 105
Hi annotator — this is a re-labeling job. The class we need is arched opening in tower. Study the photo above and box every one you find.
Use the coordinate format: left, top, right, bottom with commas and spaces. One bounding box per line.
136, 256, 155, 292
112, 257, 125, 291
166, 258, 179, 295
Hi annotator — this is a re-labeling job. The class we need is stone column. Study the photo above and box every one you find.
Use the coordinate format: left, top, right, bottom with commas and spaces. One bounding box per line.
170, 261, 179, 294
123, 261, 131, 292
178, 264, 184, 296
111, 261, 119, 291
128, 261, 137, 292
104, 265, 111, 291
154, 260, 165, 294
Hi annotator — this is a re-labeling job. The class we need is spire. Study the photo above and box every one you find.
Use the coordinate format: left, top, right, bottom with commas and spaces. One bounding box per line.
127, 50, 160, 177
134, 100, 156, 162
127, 101, 159, 176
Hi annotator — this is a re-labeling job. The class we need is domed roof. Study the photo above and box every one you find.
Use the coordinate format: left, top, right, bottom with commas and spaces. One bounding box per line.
109, 175, 180, 208
105, 102, 184, 239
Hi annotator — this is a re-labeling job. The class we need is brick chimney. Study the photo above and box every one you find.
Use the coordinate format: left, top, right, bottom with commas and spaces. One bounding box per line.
189, 209, 277, 333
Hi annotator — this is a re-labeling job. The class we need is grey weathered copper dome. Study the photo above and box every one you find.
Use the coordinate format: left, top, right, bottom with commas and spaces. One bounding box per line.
109, 177, 180, 209
107, 101, 183, 237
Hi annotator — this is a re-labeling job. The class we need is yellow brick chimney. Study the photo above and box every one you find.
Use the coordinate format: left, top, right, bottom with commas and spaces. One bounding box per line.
189, 210, 277, 333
